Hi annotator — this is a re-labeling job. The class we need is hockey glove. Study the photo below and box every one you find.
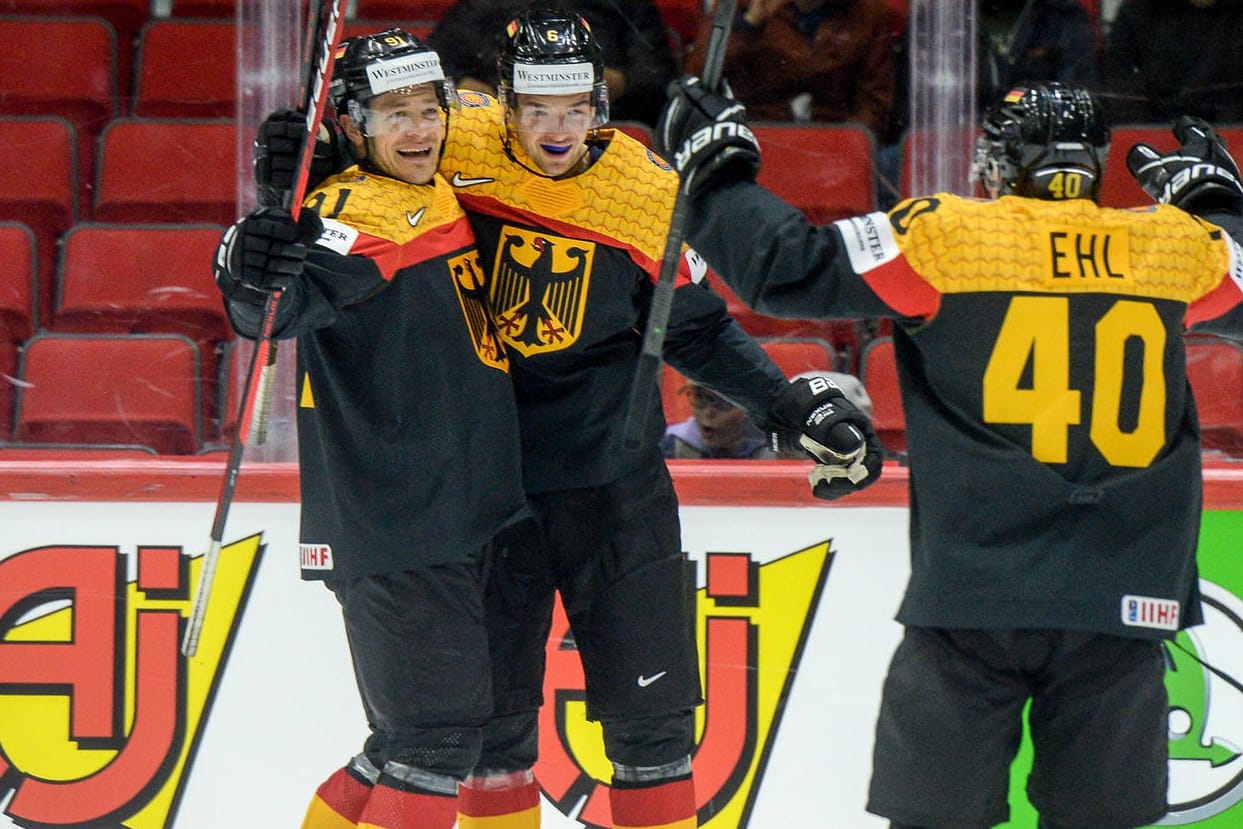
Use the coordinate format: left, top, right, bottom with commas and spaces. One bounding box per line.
769, 376, 884, 501
254, 108, 351, 208
655, 75, 761, 197
214, 207, 324, 304
1126, 116, 1243, 214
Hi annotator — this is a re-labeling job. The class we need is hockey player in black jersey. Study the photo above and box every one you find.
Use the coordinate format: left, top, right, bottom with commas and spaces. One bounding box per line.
251, 12, 884, 829
658, 78, 1243, 829
214, 31, 527, 829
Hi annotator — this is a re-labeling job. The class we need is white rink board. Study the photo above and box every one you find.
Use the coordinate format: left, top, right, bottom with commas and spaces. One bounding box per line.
0, 501, 908, 828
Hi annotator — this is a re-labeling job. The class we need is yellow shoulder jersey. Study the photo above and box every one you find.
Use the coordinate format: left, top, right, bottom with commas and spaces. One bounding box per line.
838, 194, 1243, 323
440, 91, 682, 277
306, 165, 477, 282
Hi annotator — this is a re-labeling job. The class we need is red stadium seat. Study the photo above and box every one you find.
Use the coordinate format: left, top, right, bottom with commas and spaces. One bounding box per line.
0, 16, 117, 219
343, 19, 436, 40
859, 335, 905, 455
54, 223, 233, 438
1098, 125, 1178, 209
759, 337, 839, 377
0, 222, 36, 439
94, 118, 240, 227
133, 19, 236, 118
752, 122, 877, 224
661, 364, 692, 425
611, 121, 653, 148
0, 1, 149, 96
656, 0, 702, 52
0, 117, 78, 325
353, 0, 455, 19
1186, 334, 1243, 456
15, 332, 203, 454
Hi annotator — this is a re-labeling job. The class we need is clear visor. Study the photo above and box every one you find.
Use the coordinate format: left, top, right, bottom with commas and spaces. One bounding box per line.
350, 89, 447, 138
515, 98, 597, 134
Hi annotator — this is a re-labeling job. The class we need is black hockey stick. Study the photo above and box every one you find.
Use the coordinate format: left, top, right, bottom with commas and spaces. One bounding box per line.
622, 0, 736, 450
182, 0, 347, 658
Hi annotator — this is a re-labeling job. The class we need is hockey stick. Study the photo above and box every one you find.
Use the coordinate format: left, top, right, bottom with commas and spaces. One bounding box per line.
182, 0, 347, 658
622, 0, 737, 450
253, 0, 341, 444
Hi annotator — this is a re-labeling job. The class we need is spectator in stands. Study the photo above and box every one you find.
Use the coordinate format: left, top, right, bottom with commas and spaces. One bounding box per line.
976, 0, 1100, 110
661, 382, 779, 459
427, 0, 679, 126
1101, 0, 1243, 126
685, 0, 896, 134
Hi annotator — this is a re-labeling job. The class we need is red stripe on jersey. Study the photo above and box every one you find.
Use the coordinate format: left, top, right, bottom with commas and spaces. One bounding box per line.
351, 216, 478, 282
1186, 270, 1243, 327
454, 193, 686, 287
858, 256, 942, 319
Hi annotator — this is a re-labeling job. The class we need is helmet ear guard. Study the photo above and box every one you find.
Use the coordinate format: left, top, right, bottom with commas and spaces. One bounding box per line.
974, 82, 1110, 201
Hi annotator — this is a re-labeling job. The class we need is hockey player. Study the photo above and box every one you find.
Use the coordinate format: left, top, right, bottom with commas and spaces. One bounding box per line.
213, 31, 527, 829
657, 77, 1243, 829
253, 12, 884, 829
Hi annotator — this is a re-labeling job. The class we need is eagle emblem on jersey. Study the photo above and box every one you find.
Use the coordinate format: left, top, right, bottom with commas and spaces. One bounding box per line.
491, 226, 594, 356
450, 250, 509, 370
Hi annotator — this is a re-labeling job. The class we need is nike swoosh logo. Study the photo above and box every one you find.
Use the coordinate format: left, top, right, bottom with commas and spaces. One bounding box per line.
636, 671, 667, 688
406, 207, 427, 227
451, 172, 495, 188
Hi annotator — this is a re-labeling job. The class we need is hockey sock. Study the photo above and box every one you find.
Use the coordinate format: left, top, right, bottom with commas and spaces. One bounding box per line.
457, 770, 541, 829
301, 757, 379, 829
357, 763, 458, 829
609, 776, 697, 829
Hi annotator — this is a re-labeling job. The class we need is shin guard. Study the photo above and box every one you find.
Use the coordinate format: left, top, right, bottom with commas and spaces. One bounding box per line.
301, 756, 379, 829
458, 770, 541, 829
609, 775, 696, 829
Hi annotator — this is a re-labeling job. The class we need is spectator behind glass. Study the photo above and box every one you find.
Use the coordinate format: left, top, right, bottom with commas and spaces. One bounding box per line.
1101, 0, 1243, 126
685, 0, 896, 133
427, 0, 679, 126
660, 382, 779, 459
976, 0, 1100, 110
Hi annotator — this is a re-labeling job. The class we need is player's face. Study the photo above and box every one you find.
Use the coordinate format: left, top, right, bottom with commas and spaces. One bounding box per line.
688, 386, 750, 454
511, 92, 593, 178
351, 86, 445, 185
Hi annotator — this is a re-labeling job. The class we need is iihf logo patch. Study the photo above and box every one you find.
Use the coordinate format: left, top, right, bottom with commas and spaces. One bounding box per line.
456, 90, 491, 108
1121, 594, 1180, 631
646, 148, 672, 171
300, 543, 334, 571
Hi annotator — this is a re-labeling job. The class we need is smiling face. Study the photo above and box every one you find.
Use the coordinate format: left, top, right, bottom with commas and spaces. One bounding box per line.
509, 92, 595, 178
342, 85, 445, 185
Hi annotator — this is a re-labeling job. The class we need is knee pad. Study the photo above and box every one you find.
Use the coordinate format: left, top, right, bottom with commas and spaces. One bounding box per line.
476, 711, 539, 774
601, 711, 695, 770
385, 725, 482, 783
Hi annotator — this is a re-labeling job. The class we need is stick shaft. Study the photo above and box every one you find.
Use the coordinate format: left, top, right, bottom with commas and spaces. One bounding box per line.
182, 0, 347, 657
622, 0, 737, 450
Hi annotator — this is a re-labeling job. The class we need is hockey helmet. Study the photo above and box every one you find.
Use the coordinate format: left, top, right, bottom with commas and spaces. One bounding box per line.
974, 82, 1110, 200
496, 8, 609, 127
329, 28, 456, 135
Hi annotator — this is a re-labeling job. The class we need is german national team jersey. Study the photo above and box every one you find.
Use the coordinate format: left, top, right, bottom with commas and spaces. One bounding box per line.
438, 93, 788, 493
225, 167, 526, 580
689, 184, 1243, 639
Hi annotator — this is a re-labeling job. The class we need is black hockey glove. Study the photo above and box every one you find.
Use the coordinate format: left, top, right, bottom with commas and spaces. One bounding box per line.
214, 207, 324, 304
655, 75, 761, 197
768, 376, 884, 501
1126, 116, 1243, 214
254, 108, 351, 208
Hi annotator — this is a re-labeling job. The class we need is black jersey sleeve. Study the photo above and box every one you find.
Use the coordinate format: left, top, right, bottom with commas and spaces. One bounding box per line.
662, 278, 789, 427
686, 179, 896, 321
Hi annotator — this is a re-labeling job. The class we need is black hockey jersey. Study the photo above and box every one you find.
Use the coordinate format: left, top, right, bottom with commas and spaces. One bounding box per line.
224, 167, 527, 580
689, 185, 1243, 639
439, 92, 788, 493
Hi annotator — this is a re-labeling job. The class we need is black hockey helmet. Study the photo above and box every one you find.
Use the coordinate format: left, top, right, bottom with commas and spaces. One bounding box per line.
496, 7, 609, 126
329, 28, 456, 132
973, 82, 1110, 200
